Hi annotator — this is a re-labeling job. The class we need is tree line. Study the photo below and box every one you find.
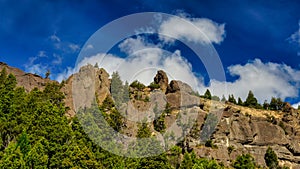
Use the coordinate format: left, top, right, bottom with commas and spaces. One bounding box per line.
202, 89, 292, 111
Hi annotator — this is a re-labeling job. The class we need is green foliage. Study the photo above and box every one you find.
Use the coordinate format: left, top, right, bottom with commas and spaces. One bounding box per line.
101, 96, 115, 110
264, 147, 278, 169
237, 97, 243, 105
244, 90, 260, 108
153, 104, 166, 133
16, 131, 30, 157
269, 97, 284, 111
180, 152, 194, 169
106, 108, 124, 132
233, 154, 256, 169
0, 70, 269, 168
149, 82, 160, 90
45, 70, 50, 79
228, 94, 237, 104
168, 146, 182, 168
203, 89, 212, 100
192, 158, 223, 169
137, 122, 151, 138
0, 142, 26, 169
111, 71, 130, 107
205, 140, 217, 149
263, 100, 270, 110
211, 95, 220, 101
130, 80, 146, 90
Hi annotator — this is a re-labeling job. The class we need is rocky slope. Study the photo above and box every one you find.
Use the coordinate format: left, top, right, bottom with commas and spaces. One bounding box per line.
0, 62, 53, 91
1, 63, 300, 168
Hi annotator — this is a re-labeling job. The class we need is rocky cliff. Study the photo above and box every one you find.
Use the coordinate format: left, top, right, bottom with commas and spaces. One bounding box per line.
1, 63, 300, 168
0, 62, 53, 92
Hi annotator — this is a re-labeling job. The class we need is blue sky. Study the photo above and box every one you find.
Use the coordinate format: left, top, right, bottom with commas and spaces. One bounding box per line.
1, 0, 300, 106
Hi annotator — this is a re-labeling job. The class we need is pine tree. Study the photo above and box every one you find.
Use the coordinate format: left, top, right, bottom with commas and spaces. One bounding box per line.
237, 97, 243, 105
221, 95, 226, 102
233, 154, 256, 169
244, 90, 258, 108
204, 89, 212, 100
110, 72, 124, 107
45, 70, 50, 79
264, 147, 278, 169
228, 94, 237, 104
180, 152, 193, 169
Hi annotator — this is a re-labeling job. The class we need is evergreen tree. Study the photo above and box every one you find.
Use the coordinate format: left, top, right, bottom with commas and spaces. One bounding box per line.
45, 70, 50, 79
153, 103, 166, 133
244, 90, 259, 108
122, 81, 130, 103
180, 152, 194, 169
16, 131, 31, 157
204, 89, 212, 100
263, 100, 270, 110
228, 94, 237, 104
111, 71, 124, 107
221, 95, 226, 102
264, 147, 278, 169
269, 97, 284, 111
237, 97, 243, 105
233, 154, 256, 169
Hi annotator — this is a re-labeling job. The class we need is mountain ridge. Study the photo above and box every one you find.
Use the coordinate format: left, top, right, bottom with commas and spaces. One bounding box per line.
1, 62, 300, 168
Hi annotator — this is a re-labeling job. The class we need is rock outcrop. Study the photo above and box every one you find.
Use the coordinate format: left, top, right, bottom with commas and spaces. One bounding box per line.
154, 70, 168, 93
0, 62, 52, 91
62, 64, 111, 117
1, 62, 300, 168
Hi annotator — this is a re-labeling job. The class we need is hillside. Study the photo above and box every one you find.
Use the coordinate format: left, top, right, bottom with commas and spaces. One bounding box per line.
0, 63, 299, 168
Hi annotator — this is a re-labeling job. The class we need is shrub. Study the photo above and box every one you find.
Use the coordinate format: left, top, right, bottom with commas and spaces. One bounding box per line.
264, 147, 278, 169
130, 80, 145, 90
205, 140, 217, 149
233, 154, 256, 169
148, 82, 160, 90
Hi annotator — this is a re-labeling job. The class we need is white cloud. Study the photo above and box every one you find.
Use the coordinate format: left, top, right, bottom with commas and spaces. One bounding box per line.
84, 44, 94, 50
56, 36, 203, 92
287, 20, 300, 56
24, 63, 47, 76
292, 102, 300, 109
208, 59, 300, 103
55, 66, 75, 82
69, 43, 80, 52
37, 51, 47, 58
50, 34, 61, 42
158, 15, 226, 44
288, 20, 300, 45
52, 53, 62, 65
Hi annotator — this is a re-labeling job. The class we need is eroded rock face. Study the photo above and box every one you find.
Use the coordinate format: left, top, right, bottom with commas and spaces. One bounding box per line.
2, 62, 300, 168
95, 68, 111, 105
0, 62, 52, 92
167, 80, 193, 94
197, 106, 300, 168
63, 65, 111, 117
166, 92, 199, 109
154, 70, 168, 93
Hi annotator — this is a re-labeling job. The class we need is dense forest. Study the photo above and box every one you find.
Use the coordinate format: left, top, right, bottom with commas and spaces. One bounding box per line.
0, 68, 288, 168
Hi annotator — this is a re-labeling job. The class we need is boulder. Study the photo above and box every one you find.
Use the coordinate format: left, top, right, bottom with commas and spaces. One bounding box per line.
167, 80, 193, 94
154, 70, 168, 93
